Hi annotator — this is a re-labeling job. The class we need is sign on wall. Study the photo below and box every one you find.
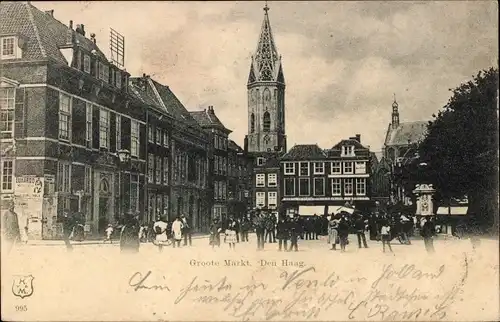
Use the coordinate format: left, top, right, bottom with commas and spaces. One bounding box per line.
14, 176, 44, 240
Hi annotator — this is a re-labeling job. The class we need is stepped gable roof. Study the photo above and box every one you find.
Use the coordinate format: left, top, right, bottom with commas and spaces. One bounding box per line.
385, 121, 428, 146
281, 144, 327, 161
189, 107, 231, 133
0, 1, 108, 64
149, 79, 202, 130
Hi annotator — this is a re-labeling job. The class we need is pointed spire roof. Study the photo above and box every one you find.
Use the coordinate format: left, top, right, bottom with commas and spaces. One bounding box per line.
249, 2, 283, 83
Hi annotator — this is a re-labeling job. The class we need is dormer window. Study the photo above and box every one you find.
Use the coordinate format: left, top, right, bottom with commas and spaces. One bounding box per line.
115, 70, 122, 88
1, 36, 22, 60
83, 54, 90, 73
99, 62, 109, 83
257, 157, 265, 166
341, 145, 355, 157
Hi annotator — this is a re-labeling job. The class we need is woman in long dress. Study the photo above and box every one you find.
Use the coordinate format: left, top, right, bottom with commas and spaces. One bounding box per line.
225, 217, 237, 249
209, 218, 222, 248
153, 217, 169, 252
327, 216, 339, 250
171, 217, 183, 248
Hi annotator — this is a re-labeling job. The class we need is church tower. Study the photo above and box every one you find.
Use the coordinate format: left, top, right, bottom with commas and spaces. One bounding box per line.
391, 93, 400, 129
245, 3, 286, 154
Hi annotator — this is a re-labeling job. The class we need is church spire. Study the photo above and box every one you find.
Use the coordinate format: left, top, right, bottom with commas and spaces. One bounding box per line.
392, 93, 400, 129
249, 1, 282, 83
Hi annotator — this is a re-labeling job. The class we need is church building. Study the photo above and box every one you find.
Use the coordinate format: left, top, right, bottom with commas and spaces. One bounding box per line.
244, 3, 286, 213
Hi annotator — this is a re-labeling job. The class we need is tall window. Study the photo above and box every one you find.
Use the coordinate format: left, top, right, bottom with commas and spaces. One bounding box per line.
356, 178, 366, 195
343, 162, 353, 174
57, 162, 71, 192
299, 162, 309, 176
267, 173, 277, 187
314, 177, 325, 196
99, 109, 109, 148
341, 145, 355, 157
214, 155, 219, 174
263, 111, 271, 132
256, 192, 265, 208
331, 161, 341, 174
250, 113, 255, 133
84, 166, 92, 193
130, 174, 139, 212
299, 178, 310, 196
59, 93, 71, 141
284, 177, 295, 196
344, 178, 354, 195
314, 162, 324, 174
115, 70, 121, 88
148, 125, 154, 142
0, 87, 15, 139
1, 160, 13, 192
155, 156, 161, 184
284, 162, 295, 175
83, 55, 90, 73
163, 131, 169, 147
85, 103, 92, 147
131, 120, 140, 157
148, 154, 154, 183
156, 128, 161, 145
1, 37, 15, 59
115, 114, 121, 150
331, 178, 341, 196
163, 157, 169, 185
256, 174, 265, 187
268, 192, 277, 209
99, 62, 109, 82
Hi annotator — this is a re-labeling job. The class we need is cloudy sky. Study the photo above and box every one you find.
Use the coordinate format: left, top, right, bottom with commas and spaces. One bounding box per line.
35, 1, 498, 152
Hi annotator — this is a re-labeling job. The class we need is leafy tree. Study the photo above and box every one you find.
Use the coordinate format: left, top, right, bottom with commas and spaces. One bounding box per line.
418, 67, 498, 228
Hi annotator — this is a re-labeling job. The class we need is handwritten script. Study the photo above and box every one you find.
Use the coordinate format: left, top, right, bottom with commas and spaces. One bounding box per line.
128, 255, 469, 321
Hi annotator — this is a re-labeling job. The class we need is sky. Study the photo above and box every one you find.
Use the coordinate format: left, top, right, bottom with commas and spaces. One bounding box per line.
34, 1, 498, 152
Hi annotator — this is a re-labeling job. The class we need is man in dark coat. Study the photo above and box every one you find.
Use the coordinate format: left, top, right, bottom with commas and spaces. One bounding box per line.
181, 214, 192, 246
421, 216, 436, 253
59, 209, 75, 251
253, 212, 266, 250
1, 200, 20, 254
240, 216, 250, 242
276, 217, 289, 251
120, 212, 141, 253
355, 215, 368, 248
288, 216, 301, 252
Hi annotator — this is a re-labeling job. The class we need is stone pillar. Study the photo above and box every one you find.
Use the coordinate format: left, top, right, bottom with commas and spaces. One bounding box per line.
413, 184, 436, 216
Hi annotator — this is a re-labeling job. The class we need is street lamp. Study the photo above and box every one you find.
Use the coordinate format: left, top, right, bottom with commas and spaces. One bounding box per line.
117, 149, 131, 163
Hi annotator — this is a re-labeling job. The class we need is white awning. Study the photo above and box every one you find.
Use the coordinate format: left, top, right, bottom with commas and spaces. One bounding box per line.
437, 206, 468, 215
334, 206, 355, 215
298, 206, 325, 216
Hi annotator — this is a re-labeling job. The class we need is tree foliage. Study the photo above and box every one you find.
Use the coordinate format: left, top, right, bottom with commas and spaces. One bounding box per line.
417, 67, 498, 224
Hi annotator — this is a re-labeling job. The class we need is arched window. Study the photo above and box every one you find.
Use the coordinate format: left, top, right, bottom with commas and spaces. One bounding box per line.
250, 113, 255, 133
263, 111, 271, 132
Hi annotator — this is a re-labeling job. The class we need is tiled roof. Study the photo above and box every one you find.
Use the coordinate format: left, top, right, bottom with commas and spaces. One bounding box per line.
281, 144, 327, 161
149, 79, 203, 129
128, 78, 164, 110
0, 2, 108, 64
228, 140, 243, 152
189, 108, 231, 133
330, 139, 368, 151
385, 121, 428, 146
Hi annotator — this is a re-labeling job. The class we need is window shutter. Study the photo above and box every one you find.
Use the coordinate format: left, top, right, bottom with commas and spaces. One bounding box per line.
122, 117, 131, 150
14, 87, 26, 139
92, 105, 99, 149
110, 112, 116, 152
72, 98, 86, 146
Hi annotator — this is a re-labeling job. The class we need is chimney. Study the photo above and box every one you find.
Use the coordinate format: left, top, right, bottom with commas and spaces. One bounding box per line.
356, 134, 361, 143
75, 24, 86, 36
69, 20, 73, 29
45, 10, 54, 17
90, 33, 96, 44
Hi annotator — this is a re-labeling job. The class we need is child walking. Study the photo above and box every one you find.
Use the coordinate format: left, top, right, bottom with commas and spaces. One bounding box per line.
104, 224, 114, 244
380, 221, 393, 253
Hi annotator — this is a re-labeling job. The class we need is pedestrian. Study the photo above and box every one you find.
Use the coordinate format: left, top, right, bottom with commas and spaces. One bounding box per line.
1, 200, 20, 254
60, 209, 74, 252
355, 215, 368, 248
235, 218, 241, 243
380, 220, 393, 253
171, 216, 183, 248
313, 215, 321, 239
120, 212, 141, 253
240, 216, 250, 242
153, 216, 169, 252
181, 214, 192, 246
421, 216, 436, 253
104, 224, 114, 244
225, 217, 237, 250
327, 215, 339, 250
288, 216, 300, 252
337, 216, 349, 252
276, 216, 289, 251
399, 213, 411, 244
265, 213, 276, 243
209, 218, 222, 248
254, 213, 266, 250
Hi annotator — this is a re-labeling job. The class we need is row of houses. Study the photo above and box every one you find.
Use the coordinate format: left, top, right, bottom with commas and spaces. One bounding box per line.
0, 1, 250, 239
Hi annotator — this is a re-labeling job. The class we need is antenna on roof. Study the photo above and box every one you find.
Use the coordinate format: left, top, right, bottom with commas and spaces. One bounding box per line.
109, 28, 125, 68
